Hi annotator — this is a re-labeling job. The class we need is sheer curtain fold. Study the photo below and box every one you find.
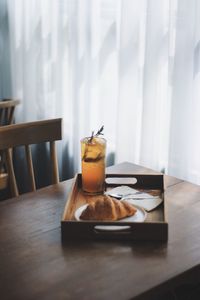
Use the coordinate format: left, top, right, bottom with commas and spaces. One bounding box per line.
3, 0, 200, 184
0, 0, 12, 97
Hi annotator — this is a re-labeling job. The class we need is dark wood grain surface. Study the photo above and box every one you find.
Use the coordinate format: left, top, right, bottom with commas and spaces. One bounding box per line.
0, 162, 200, 300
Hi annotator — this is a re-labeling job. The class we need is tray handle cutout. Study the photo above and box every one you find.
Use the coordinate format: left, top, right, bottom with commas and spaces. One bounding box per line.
94, 225, 132, 235
105, 177, 137, 186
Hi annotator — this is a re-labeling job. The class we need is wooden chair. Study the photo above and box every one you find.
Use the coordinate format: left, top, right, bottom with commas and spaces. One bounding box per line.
0, 118, 62, 198
0, 99, 20, 194
0, 98, 20, 125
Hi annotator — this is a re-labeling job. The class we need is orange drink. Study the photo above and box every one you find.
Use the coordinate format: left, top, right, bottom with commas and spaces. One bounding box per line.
81, 136, 106, 194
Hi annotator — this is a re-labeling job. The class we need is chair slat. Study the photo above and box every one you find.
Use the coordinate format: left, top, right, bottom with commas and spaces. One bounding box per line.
0, 150, 4, 171
8, 107, 15, 125
50, 141, 59, 184
5, 108, 9, 124
0, 109, 3, 124
25, 145, 36, 191
5, 148, 19, 197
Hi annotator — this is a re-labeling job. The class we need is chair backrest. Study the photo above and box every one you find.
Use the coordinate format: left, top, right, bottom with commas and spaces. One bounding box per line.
0, 99, 20, 195
0, 99, 20, 125
0, 118, 62, 198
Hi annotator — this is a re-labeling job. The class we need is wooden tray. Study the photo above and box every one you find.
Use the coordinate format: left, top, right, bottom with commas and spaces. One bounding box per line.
61, 173, 168, 241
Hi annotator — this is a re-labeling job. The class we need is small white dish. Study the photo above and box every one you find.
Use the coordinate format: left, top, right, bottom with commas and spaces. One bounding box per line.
123, 196, 163, 212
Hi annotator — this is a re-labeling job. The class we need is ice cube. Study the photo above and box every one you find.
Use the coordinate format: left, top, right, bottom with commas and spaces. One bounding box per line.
83, 144, 102, 162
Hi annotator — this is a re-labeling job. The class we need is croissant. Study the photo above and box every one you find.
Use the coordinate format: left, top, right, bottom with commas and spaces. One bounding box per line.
80, 195, 137, 221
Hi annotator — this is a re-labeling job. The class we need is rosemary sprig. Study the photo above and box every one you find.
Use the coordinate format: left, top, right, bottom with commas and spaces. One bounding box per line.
88, 125, 104, 143
83, 126, 104, 161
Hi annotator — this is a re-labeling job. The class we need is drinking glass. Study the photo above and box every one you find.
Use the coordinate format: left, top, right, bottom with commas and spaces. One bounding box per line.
81, 136, 106, 194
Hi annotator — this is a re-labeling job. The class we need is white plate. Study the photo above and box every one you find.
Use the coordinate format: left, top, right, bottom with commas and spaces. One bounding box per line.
74, 203, 147, 231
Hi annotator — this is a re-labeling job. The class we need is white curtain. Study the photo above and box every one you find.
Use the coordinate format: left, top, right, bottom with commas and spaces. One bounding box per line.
3, 0, 200, 184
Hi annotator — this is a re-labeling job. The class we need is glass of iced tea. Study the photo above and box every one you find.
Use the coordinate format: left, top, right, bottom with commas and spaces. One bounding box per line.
81, 130, 106, 195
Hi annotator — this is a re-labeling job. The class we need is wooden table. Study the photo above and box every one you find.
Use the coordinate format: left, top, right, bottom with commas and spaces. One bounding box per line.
0, 162, 200, 300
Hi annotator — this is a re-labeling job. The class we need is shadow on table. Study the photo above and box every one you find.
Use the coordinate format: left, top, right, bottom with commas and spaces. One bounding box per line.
61, 238, 167, 259
154, 283, 200, 300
